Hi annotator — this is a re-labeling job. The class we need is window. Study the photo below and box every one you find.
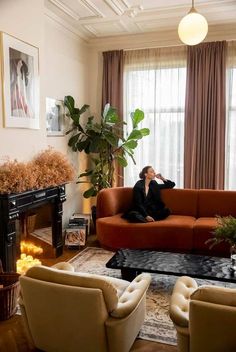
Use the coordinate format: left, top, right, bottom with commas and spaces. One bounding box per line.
123, 48, 186, 187
225, 42, 236, 190
225, 67, 236, 189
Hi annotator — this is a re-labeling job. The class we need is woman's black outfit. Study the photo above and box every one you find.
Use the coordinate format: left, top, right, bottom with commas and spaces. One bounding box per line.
123, 179, 175, 223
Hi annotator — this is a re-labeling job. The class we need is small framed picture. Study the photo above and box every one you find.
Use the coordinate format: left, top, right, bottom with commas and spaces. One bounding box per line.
64, 227, 86, 247
46, 97, 64, 136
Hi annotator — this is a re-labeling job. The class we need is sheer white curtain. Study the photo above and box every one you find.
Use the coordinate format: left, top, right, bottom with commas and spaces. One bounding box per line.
225, 41, 236, 190
123, 47, 187, 187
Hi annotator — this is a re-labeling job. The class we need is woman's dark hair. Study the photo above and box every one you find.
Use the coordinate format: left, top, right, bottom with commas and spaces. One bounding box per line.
139, 166, 152, 179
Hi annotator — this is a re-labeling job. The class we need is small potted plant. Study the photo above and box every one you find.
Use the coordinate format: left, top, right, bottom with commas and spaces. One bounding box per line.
206, 215, 236, 270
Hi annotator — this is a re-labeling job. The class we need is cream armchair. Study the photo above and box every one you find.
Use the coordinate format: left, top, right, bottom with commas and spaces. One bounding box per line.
169, 276, 236, 352
19, 262, 151, 352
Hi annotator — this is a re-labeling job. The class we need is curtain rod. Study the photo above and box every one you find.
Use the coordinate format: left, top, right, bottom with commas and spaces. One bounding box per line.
123, 39, 235, 52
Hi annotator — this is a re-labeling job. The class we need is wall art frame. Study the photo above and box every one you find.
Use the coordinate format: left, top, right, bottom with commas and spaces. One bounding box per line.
1, 32, 39, 129
46, 97, 65, 136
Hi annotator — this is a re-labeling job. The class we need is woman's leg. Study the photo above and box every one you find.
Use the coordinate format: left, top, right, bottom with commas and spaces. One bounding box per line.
122, 210, 147, 223
152, 207, 171, 221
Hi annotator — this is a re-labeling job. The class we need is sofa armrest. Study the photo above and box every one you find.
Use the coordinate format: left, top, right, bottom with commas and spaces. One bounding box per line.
110, 273, 151, 318
170, 276, 198, 328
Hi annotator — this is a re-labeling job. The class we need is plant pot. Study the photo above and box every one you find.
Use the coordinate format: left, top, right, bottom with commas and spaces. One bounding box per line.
230, 245, 236, 271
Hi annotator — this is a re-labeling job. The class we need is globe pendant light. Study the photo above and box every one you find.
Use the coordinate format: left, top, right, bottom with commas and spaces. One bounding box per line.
178, 0, 208, 46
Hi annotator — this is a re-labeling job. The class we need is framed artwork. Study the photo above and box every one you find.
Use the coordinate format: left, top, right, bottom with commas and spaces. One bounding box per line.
1, 32, 39, 129
64, 226, 86, 247
46, 98, 65, 136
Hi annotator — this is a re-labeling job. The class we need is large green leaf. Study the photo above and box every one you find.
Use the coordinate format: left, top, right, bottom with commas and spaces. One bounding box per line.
68, 134, 79, 147
87, 123, 101, 133
115, 155, 128, 167
79, 104, 90, 115
123, 140, 138, 149
70, 113, 81, 125
76, 139, 90, 152
83, 187, 97, 198
78, 170, 93, 177
65, 127, 76, 135
104, 131, 118, 146
64, 96, 75, 115
139, 128, 150, 136
131, 109, 144, 128
104, 106, 119, 123
88, 136, 102, 153
127, 130, 142, 140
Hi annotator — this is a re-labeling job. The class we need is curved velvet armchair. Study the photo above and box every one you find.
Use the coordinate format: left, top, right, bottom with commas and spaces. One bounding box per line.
19, 263, 151, 352
169, 276, 236, 352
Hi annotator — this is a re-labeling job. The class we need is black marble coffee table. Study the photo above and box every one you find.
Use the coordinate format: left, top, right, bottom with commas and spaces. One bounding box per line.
106, 248, 236, 282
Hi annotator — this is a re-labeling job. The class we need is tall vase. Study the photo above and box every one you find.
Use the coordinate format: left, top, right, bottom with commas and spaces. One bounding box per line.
230, 244, 236, 271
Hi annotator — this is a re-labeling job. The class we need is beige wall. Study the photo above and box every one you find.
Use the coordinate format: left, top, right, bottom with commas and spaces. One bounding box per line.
0, 0, 90, 224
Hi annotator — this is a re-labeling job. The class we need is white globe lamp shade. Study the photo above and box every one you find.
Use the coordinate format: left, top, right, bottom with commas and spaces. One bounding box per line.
178, 11, 208, 46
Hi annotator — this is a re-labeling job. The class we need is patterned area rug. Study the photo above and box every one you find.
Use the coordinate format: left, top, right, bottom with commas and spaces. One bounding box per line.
69, 247, 177, 345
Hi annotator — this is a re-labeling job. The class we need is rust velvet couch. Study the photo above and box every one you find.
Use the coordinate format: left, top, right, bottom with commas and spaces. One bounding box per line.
96, 188, 236, 257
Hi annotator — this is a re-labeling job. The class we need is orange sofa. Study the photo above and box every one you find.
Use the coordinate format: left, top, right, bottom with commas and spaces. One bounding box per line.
96, 187, 236, 257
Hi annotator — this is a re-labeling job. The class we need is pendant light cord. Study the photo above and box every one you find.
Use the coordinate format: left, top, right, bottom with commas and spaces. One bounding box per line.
190, 0, 196, 13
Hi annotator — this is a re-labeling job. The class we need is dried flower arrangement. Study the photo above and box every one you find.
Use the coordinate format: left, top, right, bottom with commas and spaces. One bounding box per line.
0, 160, 37, 194
0, 149, 75, 194
33, 149, 75, 190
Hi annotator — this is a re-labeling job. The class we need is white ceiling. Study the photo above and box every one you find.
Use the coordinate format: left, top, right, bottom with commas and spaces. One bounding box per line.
45, 0, 236, 40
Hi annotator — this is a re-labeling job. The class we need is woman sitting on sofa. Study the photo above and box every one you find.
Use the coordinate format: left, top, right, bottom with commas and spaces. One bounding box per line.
123, 166, 175, 223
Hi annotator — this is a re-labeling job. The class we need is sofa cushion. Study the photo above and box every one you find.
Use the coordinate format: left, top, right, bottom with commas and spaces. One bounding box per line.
97, 214, 195, 251
161, 188, 198, 217
198, 190, 236, 218
193, 217, 230, 256
96, 187, 133, 218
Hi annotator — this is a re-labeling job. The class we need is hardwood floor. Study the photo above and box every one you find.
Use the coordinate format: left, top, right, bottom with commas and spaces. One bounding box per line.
0, 235, 177, 352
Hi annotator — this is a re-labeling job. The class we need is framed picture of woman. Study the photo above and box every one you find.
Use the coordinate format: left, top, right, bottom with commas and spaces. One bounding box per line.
1, 33, 39, 129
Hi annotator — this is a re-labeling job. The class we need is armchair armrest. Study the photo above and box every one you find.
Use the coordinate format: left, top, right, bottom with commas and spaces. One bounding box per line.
52, 262, 74, 272
169, 276, 198, 328
110, 273, 151, 318
191, 285, 236, 306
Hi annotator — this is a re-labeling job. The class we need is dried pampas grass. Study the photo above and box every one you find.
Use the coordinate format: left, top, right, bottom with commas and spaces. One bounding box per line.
0, 149, 75, 194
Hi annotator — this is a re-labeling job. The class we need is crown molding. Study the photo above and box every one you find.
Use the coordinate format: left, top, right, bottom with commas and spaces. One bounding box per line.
48, 0, 104, 21
104, 0, 126, 15
44, 8, 89, 44
87, 22, 236, 50
48, 0, 80, 21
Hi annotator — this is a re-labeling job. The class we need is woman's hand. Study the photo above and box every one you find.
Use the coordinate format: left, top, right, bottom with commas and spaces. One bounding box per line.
146, 216, 155, 222
156, 173, 167, 182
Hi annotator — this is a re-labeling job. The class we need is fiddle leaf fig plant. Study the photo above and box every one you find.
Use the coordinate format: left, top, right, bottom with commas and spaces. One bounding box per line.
64, 95, 150, 198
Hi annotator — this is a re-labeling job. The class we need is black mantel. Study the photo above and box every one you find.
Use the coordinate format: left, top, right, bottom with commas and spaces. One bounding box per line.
0, 185, 66, 272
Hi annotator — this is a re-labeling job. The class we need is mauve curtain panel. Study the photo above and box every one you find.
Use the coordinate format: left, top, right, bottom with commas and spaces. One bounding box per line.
102, 50, 124, 118
102, 50, 124, 186
184, 41, 227, 189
